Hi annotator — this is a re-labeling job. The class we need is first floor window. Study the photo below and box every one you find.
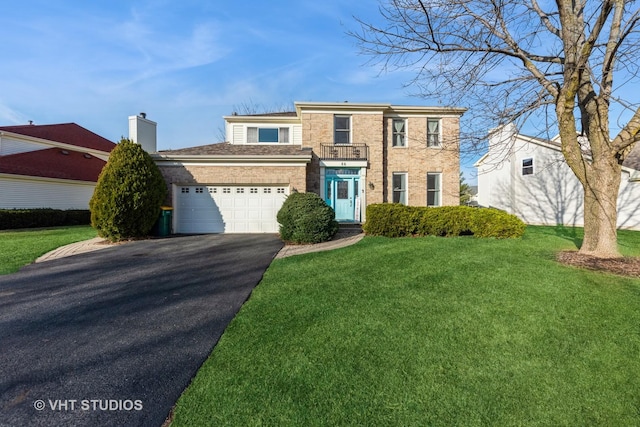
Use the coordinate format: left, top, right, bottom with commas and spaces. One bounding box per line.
522, 158, 534, 175
427, 173, 441, 206
427, 118, 440, 147
393, 173, 407, 205
247, 127, 290, 143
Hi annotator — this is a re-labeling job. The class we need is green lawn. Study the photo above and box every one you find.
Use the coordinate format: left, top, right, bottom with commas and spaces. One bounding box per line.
171, 226, 640, 426
0, 225, 97, 275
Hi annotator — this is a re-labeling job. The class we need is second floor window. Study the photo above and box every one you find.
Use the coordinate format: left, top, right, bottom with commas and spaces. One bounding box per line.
392, 119, 406, 147
427, 118, 440, 147
247, 127, 289, 143
522, 158, 534, 175
334, 115, 351, 144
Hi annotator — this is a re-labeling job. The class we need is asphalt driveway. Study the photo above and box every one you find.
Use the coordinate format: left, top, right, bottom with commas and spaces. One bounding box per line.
0, 234, 283, 427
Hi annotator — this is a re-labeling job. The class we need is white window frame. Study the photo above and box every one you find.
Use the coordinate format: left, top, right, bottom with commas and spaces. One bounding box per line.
392, 172, 408, 205
427, 118, 441, 148
392, 118, 407, 148
334, 115, 351, 145
522, 158, 534, 175
427, 173, 442, 207
246, 126, 290, 144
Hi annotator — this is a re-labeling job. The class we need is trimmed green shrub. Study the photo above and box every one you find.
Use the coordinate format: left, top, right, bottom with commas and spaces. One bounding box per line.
277, 192, 339, 244
90, 138, 167, 242
362, 203, 417, 237
468, 207, 527, 238
363, 204, 525, 239
0, 209, 91, 230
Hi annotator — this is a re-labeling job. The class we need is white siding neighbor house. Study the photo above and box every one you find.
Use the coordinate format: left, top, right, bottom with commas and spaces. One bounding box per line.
0, 123, 115, 210
475, 124, 640, 230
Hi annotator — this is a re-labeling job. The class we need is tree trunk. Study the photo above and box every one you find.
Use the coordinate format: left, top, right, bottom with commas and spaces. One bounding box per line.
579, 161, 621, 258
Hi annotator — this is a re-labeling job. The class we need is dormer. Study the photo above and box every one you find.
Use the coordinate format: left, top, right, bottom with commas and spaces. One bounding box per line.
223, 112, 302, 145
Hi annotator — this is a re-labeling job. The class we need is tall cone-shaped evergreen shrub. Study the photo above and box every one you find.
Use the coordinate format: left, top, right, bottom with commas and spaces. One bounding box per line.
90, 138, 167, 242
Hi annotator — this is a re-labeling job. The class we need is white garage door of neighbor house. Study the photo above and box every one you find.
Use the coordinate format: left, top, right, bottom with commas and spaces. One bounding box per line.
175, 185, 289, 233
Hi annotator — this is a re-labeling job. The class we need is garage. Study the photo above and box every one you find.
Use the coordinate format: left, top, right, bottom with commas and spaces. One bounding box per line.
174, 185, 289, 233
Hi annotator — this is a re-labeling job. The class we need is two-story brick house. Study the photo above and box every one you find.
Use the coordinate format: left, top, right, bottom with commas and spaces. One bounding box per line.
152, 101, 465, 233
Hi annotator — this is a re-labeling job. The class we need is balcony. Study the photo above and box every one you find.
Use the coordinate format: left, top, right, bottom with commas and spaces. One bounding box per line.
320, 144, 368, 161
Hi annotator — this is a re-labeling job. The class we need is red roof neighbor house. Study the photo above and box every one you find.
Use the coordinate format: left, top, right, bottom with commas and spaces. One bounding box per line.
0, 122, 116, 210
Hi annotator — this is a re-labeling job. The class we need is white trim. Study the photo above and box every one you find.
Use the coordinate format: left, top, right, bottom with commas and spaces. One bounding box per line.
319, 159, 368, 168
522, 157, 535, 176
153, 154, 311, 166
392, 172, 408, 204
0, 130, 112, 158
155, 161, 310, 168
427, 172, 442, 207
321, 166, 367, 223
295, 101, 466, 117
0, 172, 97, 186
427, 117, 442, 148
391, 117, 408, 148
334, 114, 352, 144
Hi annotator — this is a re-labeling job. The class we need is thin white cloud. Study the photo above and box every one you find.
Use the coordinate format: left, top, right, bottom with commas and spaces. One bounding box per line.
0, 102, 27, 125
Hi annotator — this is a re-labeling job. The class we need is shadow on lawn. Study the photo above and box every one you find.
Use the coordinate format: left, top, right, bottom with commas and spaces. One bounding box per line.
552, 225, 583, 249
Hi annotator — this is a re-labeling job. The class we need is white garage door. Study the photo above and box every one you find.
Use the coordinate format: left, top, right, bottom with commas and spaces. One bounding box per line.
174, 185, 289, 233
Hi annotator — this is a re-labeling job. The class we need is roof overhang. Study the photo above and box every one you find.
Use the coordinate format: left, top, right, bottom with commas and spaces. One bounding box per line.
0, 130, 112, 158
0, 172, 97, 186
294, 101, 466, 117
152, 153, 312, 166
223, 115, 301, 125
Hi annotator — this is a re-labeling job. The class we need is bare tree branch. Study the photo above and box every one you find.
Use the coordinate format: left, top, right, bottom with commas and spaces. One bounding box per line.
351, 0, 640, 258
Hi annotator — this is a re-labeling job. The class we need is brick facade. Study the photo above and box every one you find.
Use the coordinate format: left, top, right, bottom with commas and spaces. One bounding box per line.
384, 115, 460, 206
155, 102, 464, 221
157, 164, 307, 205
300, 107, 461, 207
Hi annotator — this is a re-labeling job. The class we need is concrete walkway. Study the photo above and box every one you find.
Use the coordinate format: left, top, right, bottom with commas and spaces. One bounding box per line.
274, 233, 364, 258
36, 233, 365, 263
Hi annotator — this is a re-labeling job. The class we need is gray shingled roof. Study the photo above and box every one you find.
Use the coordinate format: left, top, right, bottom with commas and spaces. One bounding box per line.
236, 111, 298, 117
623, 145, 640, 171
158, 142, 311, 157
522, 132, 640, 172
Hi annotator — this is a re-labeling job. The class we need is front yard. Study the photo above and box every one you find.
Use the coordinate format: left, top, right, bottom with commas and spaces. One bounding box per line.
170, 226, 640, 426
0, 225, 97, 274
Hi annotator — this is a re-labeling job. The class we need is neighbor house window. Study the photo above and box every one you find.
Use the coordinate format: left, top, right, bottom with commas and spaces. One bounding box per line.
247, 127, 290, 143
427, 173, 441, 206
427, 118, 441, 147
392, 118, 406, 147
334, 115, 351, 144
392, 173, 407, 205
522, 158, 534, 175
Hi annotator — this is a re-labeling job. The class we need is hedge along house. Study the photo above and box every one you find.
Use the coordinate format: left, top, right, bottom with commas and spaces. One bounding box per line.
0, 123, 116, 209
151, 102, 466, 234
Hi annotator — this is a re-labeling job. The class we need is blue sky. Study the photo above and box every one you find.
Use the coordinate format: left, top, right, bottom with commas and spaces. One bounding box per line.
0, 0, 479, 180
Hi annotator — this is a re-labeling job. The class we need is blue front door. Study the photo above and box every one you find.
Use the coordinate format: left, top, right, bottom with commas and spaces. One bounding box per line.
325, 170, 360, 222
334, 179, 353, 221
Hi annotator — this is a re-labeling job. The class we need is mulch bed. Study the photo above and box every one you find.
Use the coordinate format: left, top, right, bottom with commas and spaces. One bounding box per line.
557, 251, 640, 278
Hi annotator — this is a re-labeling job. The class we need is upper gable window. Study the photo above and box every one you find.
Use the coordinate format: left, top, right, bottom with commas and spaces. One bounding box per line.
334, 115, 351, 144
427, 118, 441, 148
247, 127, 289, 143
522, 158, 534, 175
392, 118, 407, 147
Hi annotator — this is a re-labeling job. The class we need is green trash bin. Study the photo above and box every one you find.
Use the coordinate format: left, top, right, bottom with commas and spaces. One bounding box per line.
153, 207, 173, 237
